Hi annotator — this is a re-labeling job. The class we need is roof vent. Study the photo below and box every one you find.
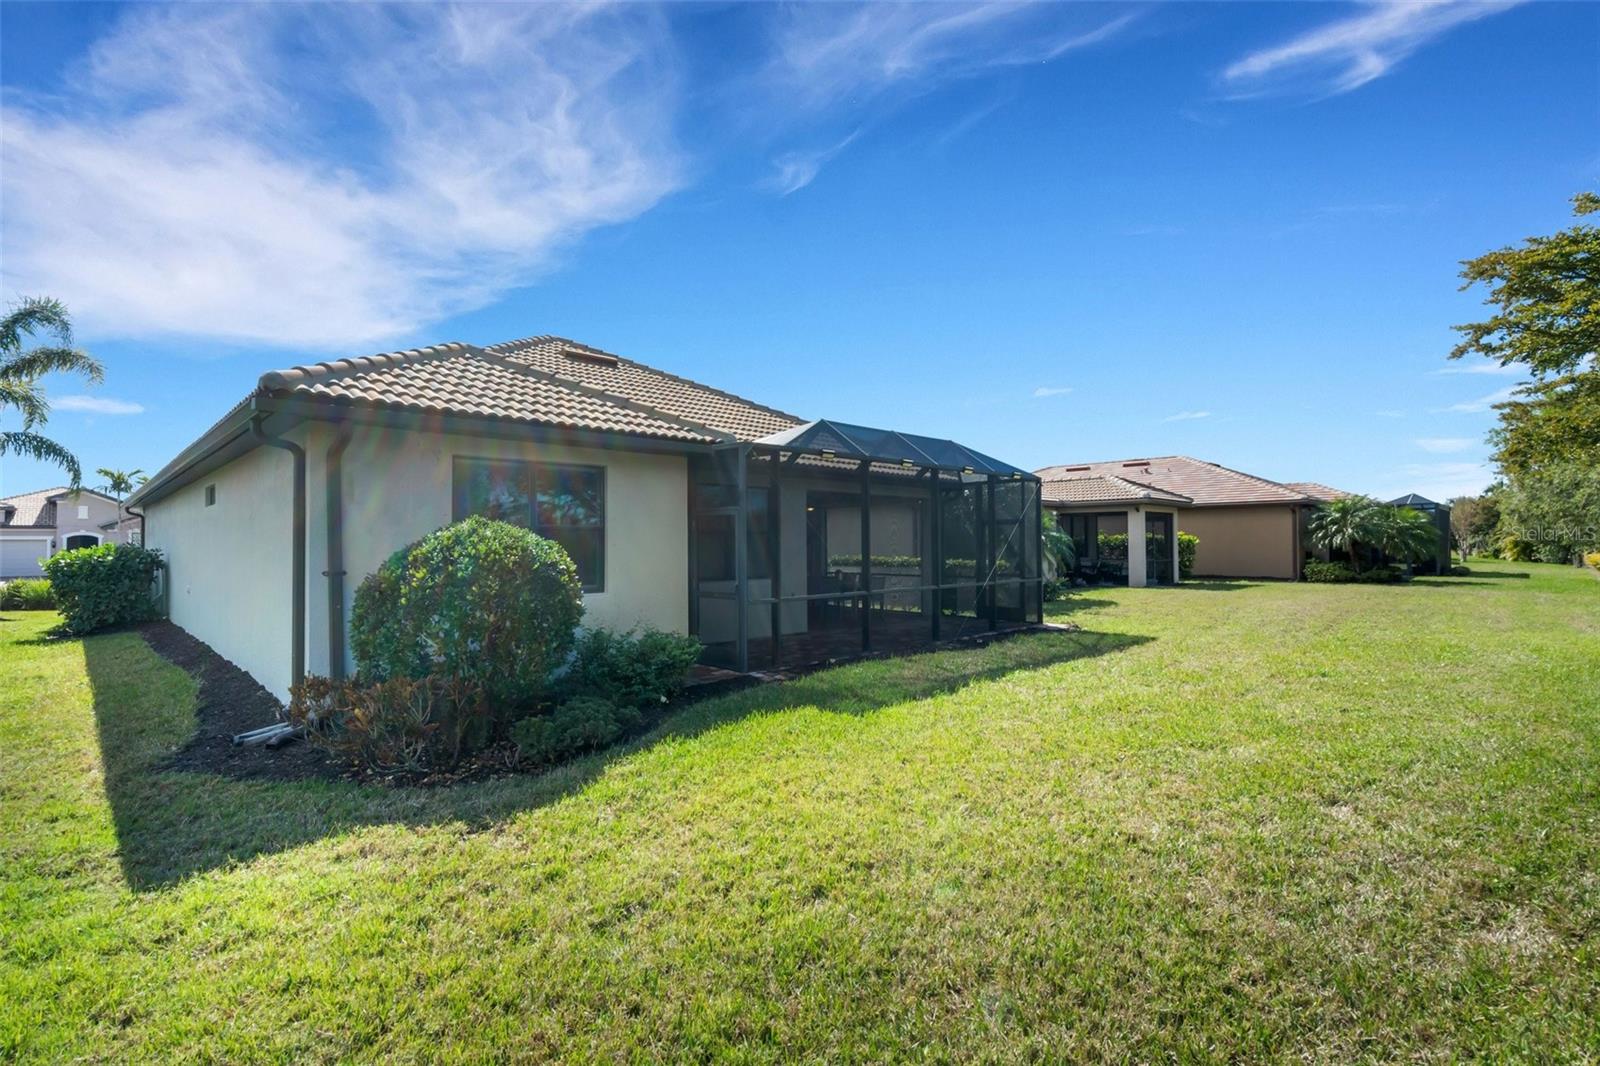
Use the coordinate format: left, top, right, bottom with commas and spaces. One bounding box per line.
561, 343, 619, 366
1122, 460, 1150, 468
1061, 465, 1091, 472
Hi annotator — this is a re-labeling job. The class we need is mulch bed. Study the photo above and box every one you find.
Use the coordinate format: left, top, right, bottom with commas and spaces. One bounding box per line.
139, 619, 1075, 788
140, 622, 344, 783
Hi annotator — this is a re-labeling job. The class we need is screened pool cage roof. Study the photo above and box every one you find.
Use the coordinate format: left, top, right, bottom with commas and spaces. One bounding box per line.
752, 419, 1036, 480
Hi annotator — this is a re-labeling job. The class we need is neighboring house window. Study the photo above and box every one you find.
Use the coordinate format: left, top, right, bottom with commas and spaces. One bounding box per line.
128, 529, 142, 546
64, 533, 98, 551
204, 485, 217, 507
452, 458, 605, 591
77, 505, 89, 519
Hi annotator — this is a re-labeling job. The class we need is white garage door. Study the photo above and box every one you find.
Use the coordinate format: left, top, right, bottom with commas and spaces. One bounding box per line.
0, 538, 51, 578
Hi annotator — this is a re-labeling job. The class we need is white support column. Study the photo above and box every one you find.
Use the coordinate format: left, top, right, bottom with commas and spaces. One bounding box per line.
1127, 506, 1147, 588
1172, 513, 1182, 585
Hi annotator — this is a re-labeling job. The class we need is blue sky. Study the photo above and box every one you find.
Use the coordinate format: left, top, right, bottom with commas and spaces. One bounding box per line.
2, 1, 1594, 501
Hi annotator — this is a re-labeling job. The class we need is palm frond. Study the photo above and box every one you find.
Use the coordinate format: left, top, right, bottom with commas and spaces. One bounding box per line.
0, 344, 104, 384
0, 430, 82, 486
0, 296, 72, 355
0, 378, 49, 429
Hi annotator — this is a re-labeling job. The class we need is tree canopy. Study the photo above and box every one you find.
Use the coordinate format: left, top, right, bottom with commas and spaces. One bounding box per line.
0, 297, 103, 487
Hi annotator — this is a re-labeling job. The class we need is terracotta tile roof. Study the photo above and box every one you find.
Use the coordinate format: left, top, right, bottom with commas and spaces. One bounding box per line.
0, 486, 117, 528
1042, 475, 1191, 506
258, 343, 724, 444
1035, 456, 1315, 507
1285, 481, 1353, 502
488, 336, 804, 442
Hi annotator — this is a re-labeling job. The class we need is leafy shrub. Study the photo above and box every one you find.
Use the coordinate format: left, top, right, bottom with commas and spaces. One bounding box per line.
1532, 542, 1572, 564
1303, 560, 1356, 583
289, 674, 489, 773
0, 578, 55, 610
1447, 564, 1474, 576
1096, 532, 1129, 559
1353, 564, 1405, 584
1177, 532, 1199, 579
350, 516, 584, 713
510, 695, 641, 765
827, 554, 922, 570
562, 626, 702, 710
1585, 552, 1600, 570
1042, 578, 1068, 601
41, 543, 163, 634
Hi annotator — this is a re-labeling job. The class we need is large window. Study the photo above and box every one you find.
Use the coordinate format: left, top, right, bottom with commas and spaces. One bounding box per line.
453, 458, 605, 591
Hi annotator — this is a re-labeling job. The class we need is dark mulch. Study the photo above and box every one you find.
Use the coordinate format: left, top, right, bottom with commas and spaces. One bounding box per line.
137, 620, 1074, 788
139, 622, 344, 783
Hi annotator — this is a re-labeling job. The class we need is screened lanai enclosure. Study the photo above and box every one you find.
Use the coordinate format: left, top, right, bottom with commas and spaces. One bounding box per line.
690, 420, 1044, 672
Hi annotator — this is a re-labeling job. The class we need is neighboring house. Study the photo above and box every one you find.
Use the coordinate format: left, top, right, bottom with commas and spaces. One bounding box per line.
127, 336, 1044, 701
0, 487, 136, 579
1036, 456, 1354, 583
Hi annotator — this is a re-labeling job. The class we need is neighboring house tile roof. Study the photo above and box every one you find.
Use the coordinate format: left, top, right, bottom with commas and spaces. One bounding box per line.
1285, 482, 1353, 502
488, 336, 804, 442
257, 343, 729, 444
0, 486, 118, 528
1035, 456, 1319, 507
1042, 475, 1191, 506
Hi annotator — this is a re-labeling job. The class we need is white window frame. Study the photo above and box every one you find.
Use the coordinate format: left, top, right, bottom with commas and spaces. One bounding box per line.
58, 530, 104, 552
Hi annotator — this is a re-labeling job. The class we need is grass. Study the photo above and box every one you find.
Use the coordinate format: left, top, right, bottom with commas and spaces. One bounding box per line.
3, 560, 1597, 1062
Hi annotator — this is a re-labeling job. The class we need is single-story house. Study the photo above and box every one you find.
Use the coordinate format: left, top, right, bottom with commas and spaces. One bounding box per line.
127, 336, 1045, 701
1036, 456, 1351, 583
0, 486, 138, 578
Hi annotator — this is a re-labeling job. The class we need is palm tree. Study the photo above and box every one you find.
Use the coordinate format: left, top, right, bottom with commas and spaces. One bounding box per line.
1306, 495, 1379, 571
0, 297, 104, 487
97, 468, 146, 504
1371, 506, 1441, 574
1041, 510, 1078, 578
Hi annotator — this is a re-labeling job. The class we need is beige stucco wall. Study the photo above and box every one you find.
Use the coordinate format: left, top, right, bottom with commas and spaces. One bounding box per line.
147, 421, 691, 702
327, 423, 690, 679
146, 435, 298, 699
1178, 505, 1299, 580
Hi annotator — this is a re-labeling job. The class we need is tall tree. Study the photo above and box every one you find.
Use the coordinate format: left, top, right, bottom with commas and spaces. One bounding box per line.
1453, 193, 1600, 475
96, 467, 146, 505
0, 297, 104, 487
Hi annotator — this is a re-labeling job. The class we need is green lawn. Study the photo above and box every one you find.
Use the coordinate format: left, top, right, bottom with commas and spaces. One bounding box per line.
4, 562, 1598, 1062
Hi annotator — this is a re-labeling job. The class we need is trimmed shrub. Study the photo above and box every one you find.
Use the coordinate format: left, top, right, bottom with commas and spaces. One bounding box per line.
288, 674, 489, 773
1585, 552, 1600, 570
1354, 564, 1405, 584
562, 626, 702, 710
510, 696, 641, 765
350, 516, 584, 713
41, 543, 163, 634
827, 554, 922, 570
1177, 532, 1199, 579
1448, 564, 1474, 577
1303, 560, 1356, 583
0, 578, 55, 610
1096, 532, 1129, 560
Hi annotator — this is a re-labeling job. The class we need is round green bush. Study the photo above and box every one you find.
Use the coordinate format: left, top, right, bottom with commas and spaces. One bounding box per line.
349, 516, 584, 712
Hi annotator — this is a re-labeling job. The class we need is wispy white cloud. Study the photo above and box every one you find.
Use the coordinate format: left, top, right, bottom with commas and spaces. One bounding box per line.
1222, 1, 1523, 98
759, 3, 1137, 187
1438, 386, 1520, 413
1433, 361, 1523, 376
1163, 410, 1211, 422
1414, 437, 1476, 454
765, 131, 860, 195
770, 4, 1138, 111
1032, 385, 1073, 398
1378, 461, 1496, 502
1, 4, 683, 349
53, 395, 145, 415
